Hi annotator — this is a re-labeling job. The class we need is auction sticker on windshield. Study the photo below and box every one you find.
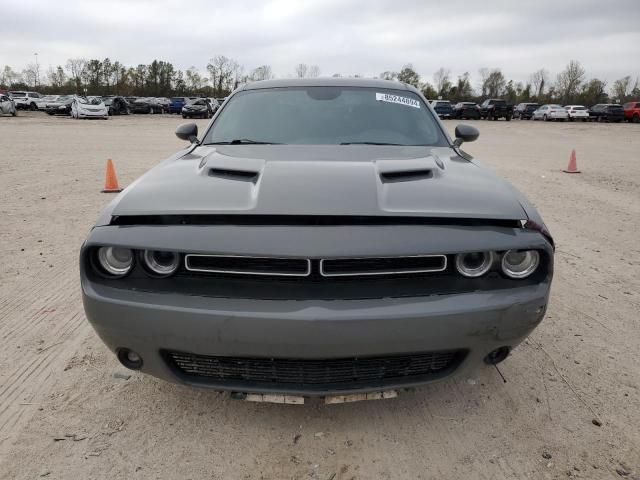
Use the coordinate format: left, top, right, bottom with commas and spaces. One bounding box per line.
375, 93, 420, 108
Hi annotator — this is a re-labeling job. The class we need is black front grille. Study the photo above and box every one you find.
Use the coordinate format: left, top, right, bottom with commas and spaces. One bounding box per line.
321, 255, 446, 276
164, 350, 465, 392
185, 255, 310, 276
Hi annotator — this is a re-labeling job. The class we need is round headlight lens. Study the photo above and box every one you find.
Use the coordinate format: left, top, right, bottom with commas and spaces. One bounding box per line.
97, 247, 133, 276
455, 251, 494, 278
143, 250, 180, 277
501, 250, 540, 279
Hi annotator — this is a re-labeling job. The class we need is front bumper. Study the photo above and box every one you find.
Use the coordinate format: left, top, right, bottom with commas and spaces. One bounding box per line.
82, 277, 550, 395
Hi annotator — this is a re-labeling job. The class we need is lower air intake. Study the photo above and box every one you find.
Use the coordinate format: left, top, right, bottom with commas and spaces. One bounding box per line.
165, 350, 465, 392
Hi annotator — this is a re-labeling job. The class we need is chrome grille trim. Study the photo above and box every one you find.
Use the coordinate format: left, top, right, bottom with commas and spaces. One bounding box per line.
184, 254, 312, 277
319, 255, 448, 277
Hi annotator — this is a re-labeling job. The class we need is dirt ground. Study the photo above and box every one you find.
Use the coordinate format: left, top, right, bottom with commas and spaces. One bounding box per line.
0, 111, 638, 480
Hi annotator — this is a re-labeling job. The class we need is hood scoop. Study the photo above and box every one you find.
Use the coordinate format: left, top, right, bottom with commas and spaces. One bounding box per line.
209, 167, 260, 183
376, 157, 441, 183
380, 169, 433, 183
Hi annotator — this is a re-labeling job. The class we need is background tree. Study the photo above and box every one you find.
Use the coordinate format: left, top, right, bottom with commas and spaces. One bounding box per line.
250, 65, 274, 81
65, 58, 87, 93
207, 55, 236, 96
448, 72, 473, 102
21, 64, 38, 87
481, 68, 506, 98
397, 64, 420, 87
530, 68, 549, 99
0, 65, 19, 88
379, 71, 397, 81
611, 76, 635, 102
46, 66, 66, 89
577, 78, 608, 106
421, 82, 438, 99
307, 65, 321, 78
433, 68, 451, 97
295, 63, 308, 78
555, 60, 585, 104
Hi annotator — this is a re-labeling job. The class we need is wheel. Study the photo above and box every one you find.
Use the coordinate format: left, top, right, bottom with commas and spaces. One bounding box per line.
568, 117, 573, 122
505, 115, 511, 121
30, 102, 37, 111
182, 114, 187, 119
633, 114, 640, 123
543, 114, 548, 121
11, 110, 17, 117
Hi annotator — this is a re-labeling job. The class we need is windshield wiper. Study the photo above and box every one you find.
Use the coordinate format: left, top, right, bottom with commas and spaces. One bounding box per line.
208, 139, 283, 145
340, 141, 415, 146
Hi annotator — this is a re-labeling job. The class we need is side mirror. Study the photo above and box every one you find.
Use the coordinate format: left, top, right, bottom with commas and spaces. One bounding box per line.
453, 124, 479, 147
175, 123, 199, 144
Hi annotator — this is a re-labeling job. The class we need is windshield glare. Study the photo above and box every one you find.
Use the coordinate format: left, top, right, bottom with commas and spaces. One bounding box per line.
204, 87, 446, 146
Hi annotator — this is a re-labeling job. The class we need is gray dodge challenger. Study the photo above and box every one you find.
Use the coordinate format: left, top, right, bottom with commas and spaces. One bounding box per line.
81, 78, 554, 397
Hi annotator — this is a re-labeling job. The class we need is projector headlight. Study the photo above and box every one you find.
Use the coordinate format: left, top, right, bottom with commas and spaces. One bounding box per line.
501, 250, 540, 279
455, 251, 494, 278
97, 247, 134, 277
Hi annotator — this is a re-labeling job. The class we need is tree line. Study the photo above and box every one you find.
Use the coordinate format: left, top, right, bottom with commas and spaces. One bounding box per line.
1, 56, 638, 105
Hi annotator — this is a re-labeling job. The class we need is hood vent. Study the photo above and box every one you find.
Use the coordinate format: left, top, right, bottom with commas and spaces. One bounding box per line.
380, 169, 433, 183
208, 167, 260, 183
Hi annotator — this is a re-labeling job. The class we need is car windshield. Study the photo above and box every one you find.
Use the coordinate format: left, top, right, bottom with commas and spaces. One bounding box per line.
572, 106, 586, 110
102, 97, 114, 105
608, 105, 623, 110
10, 91, 26, 96
171, 97, 185, 102
204, 87, 447, 146
57, 95, 72, 102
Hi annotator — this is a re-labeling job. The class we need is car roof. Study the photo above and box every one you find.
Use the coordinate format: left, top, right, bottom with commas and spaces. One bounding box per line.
241, 77, 418, 93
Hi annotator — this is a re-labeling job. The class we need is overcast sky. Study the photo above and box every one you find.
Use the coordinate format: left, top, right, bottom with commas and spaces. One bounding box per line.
1, 0, 639, 87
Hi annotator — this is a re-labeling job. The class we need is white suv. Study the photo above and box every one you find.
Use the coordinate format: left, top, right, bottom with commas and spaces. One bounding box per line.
564, 105, 590, 122
9, 91, 42, 110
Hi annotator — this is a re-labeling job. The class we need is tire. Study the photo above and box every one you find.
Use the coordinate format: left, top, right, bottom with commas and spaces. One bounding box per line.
543, 114, 548, 122
182, 114, 187, 119
11, 110, 17, 117
568, 117, 573, 122
633, 114, 640, 123
30, 102, 37, 111
505, 115, 511, 121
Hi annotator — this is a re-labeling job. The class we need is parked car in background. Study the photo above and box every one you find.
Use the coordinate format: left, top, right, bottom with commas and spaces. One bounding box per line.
216, 97, 227, 105
36, 95, 59, 110
532, 105, 568, 121
479, 99, 512, 121
45, 95, 75, 115
155, 97, 171, 113
208, 98, 221, 113
623, 101, 640, 123
588, 104, 624, 123
452, 102, 480, 119
181, 98, 215, 118
564, 105, 590, 122
0, 93, 17, 116
80, 78, 554, 397
8, 91, 41, 110
71, 96, 108, 119
102, 96, 130, 115
131, 97, 163, 114
169, 97, 191, 114
430, 100, 454, 119
513, 103, 539, 120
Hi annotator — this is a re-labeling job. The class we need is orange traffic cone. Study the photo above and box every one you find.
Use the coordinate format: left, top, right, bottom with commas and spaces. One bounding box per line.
101, 159, 123, 192
563, 149, 581, 173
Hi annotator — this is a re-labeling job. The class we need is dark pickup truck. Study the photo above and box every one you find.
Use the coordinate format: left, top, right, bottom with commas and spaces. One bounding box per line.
479, 99, 512, 121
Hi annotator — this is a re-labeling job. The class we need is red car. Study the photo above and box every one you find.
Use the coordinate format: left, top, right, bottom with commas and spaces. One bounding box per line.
624, 101, 640, 123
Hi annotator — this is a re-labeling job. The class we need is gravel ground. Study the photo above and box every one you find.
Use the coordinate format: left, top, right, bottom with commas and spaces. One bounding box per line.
0, 112, 638, 479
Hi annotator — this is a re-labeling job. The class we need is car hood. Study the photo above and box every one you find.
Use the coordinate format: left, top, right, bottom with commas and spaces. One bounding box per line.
111, 145, 528, 220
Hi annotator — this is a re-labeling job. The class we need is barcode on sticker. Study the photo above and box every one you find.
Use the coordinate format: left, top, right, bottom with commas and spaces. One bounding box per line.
375, 93, 420, 108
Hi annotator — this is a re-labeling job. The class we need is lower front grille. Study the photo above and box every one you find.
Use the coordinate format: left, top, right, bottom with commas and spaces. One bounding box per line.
164, 350, 466, 392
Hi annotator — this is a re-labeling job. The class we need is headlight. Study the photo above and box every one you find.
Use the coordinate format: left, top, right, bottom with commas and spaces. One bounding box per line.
97, 247, 134, 277
455, 251, 494, 278
501, 250, 540, 279
142, 250, 180, 277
